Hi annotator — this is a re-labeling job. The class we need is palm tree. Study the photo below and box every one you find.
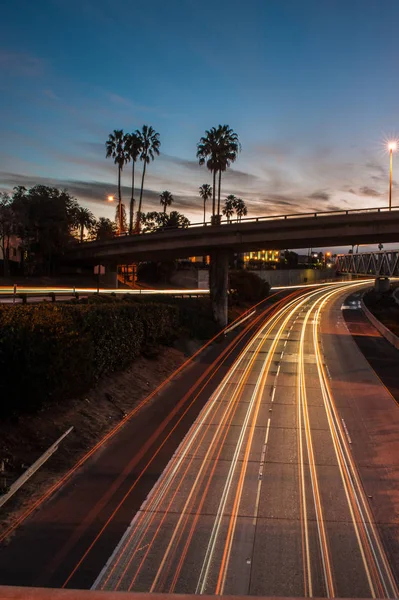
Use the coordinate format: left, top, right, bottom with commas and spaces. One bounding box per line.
199, 184, 212, 224
215, 125, 241, 217
115, 202, 127, 233
136, 125, 161, 230
75, 206, 95, 242
125, 132, 142, 234
222, 195, 236, 223
235, 197, 247, 222
159, 190, 173, 214
197, 126, 241, 223
197, 127, 219, 220
106, 130, 129, 233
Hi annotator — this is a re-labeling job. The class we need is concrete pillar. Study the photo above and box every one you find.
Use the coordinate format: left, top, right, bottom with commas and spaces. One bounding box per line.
209, 249, 228, 328
101, 263, 118, 289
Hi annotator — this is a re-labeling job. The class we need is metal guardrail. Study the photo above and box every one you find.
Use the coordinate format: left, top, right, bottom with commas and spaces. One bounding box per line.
0, 427, 73, 510
110, 204, 399, 238
0, 287, 210, 302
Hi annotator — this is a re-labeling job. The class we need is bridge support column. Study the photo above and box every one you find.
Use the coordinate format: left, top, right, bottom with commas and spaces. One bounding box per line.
209, 249, 228, 328
101, 263, 119, 289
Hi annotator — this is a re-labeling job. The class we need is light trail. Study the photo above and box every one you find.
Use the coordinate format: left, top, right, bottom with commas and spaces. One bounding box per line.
94, 278, 399, 598
0, 291, 287, 546
94, 290, 311, 591
65, 291, 304, 589
313, 289, 399, 598
96, 285, 356, 593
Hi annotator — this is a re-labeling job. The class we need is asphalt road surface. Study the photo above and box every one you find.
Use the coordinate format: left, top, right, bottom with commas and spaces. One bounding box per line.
93, 281, 399, 598
1, 280, 399, 598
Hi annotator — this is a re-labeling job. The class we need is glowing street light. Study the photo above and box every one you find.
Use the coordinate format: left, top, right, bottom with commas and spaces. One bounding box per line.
388, 141, 397, 210
107, 195, 114, 202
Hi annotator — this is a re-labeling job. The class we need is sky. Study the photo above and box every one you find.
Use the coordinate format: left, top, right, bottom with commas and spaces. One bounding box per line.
1, 0, 399, 237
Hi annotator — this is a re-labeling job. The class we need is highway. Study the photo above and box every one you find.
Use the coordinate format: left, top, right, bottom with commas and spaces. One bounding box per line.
92, 281, 399, 598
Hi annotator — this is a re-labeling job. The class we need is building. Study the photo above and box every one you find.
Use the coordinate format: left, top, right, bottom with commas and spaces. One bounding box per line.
244, 250, 281, 264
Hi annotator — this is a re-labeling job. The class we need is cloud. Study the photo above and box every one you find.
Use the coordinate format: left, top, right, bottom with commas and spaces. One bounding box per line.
365, 161, 386, 180
358, 186, 382, 197
308, 190, 330, 201
0, 51, 45, 77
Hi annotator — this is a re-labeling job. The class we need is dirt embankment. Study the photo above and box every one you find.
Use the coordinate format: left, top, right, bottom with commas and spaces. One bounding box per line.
0, 344, 191, 537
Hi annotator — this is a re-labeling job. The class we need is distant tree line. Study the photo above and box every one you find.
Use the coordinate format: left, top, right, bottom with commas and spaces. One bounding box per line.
0, 185, 117, 276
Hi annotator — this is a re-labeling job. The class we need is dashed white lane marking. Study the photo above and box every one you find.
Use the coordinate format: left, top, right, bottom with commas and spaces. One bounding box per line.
271, 387, 276, 403
341, 419, 352, 444
276, 364, 281, 376
253, 418, 271, 525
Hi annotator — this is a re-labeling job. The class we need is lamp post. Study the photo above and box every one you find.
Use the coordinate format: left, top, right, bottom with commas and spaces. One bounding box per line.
388, 142, 396, 210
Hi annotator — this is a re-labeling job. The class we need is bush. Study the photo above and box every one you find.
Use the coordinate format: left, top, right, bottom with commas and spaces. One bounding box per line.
0, 302, 178, 416
229, 270, 270, 304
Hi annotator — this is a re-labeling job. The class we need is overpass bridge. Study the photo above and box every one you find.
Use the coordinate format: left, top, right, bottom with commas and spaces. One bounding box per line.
66, 205, 399, 326
68, 205, 399, 264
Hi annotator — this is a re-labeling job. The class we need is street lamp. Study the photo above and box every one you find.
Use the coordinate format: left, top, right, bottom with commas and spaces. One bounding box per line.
107, 195, 114, 202
388, 142, 397, 210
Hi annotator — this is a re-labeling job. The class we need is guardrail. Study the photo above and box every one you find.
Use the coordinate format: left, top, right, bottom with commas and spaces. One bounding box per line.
0, 427, 73, 510
0, 287, 210, 302
109, 204, 399, 237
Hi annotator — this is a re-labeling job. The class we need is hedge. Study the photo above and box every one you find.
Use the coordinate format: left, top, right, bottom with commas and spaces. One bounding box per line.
0, 302, 178, 416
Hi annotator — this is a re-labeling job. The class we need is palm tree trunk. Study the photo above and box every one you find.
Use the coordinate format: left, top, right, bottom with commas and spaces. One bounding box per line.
163, 203, 166, 214
80, 224, 84, 243
129, 161, 135, 235
203, 199, 206, 224
217, 170, 222, 217
118, 165, 122, 233
136, 158, 147, 230
212, 170, 216, 218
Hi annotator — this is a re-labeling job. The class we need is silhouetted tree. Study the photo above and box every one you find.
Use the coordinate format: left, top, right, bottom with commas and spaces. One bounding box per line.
159, 190, 173, 214
234, 197, 247, 221
136, 125, 161, 229
91, 217, 117, 241
222, 195, 236, 222
11, 185, 79, 275
199, 184, 212, 224
125, 132, 142, 234
75, 206, 95, 242
115, 202, 127, 233
0, 193, 14, 276
106, 130, 129, 233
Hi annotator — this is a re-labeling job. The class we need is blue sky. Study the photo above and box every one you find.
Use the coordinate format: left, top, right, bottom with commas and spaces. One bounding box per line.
1, 0, 399, 229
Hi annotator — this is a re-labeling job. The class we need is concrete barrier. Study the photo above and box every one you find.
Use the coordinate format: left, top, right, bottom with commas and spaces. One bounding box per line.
0, 427, 73, 509
361, 296, 399, 351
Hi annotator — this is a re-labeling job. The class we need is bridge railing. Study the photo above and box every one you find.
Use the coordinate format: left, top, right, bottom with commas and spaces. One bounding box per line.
112, 204, 399, 237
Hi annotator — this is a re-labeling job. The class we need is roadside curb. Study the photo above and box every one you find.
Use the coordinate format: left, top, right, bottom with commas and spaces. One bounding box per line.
361, 295, 399, 351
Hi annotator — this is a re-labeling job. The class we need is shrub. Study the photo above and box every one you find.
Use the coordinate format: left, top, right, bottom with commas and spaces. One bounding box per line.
229, 270, 270, 304
0, 302, 178, 416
